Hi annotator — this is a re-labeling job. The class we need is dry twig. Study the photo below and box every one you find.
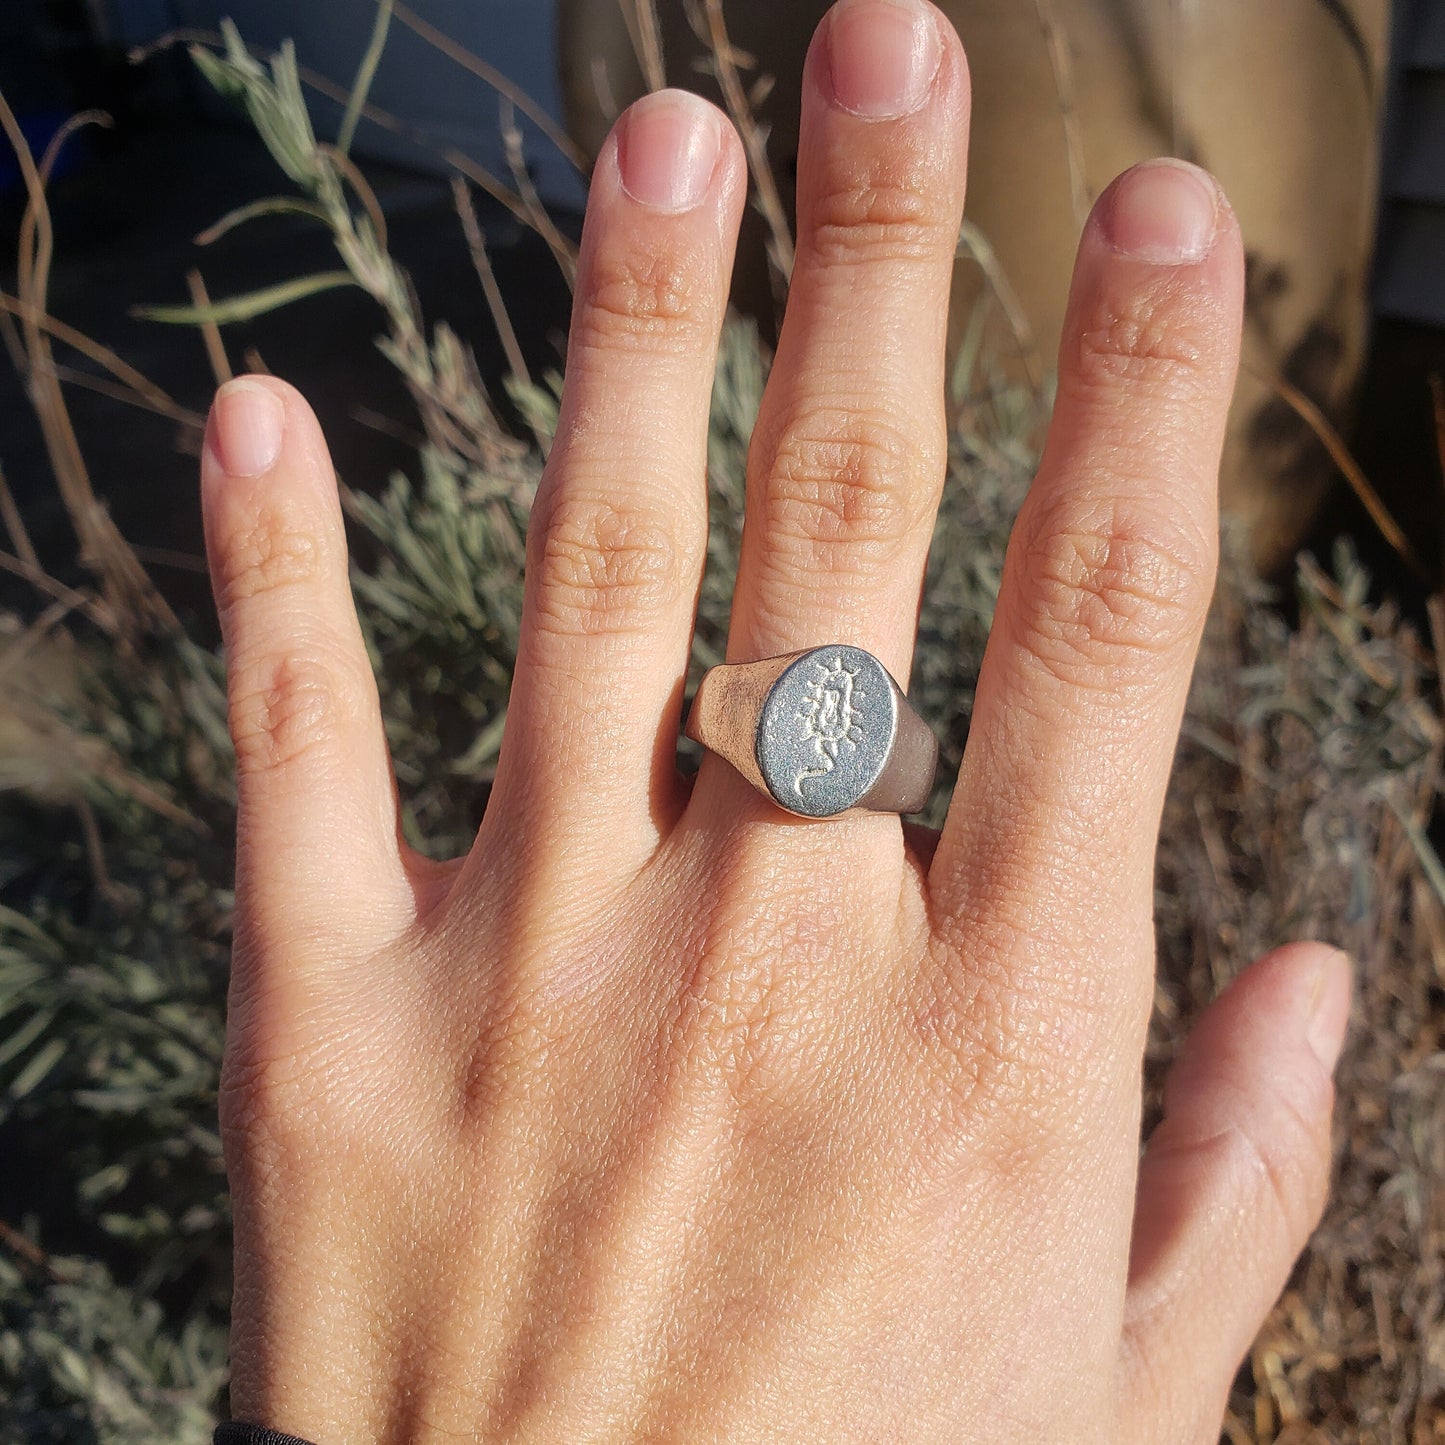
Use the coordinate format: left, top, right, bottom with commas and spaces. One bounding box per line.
0, 458, 39, 570
626, 0, 668, 94
500, 100, 578, 287
1245, 359, 1428, 584
0, 292, 201, 428
1032, 0, 1091, 228
0, 1218, 56, 1277
451, 177, 533, 393
0, 94, 173, 633
319, 142, 390, 251
392, 0, 587, 170
689, 0, 795, 288
0, 550, 112, 633
956, 220, 1045, 393
186, 269, 233, 385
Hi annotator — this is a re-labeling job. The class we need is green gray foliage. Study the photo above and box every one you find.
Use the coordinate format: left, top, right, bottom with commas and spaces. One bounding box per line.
0, 1250, 224, 1445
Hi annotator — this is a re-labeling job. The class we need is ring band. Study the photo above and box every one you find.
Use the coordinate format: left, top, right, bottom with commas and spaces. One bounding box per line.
685, 645, 938, 818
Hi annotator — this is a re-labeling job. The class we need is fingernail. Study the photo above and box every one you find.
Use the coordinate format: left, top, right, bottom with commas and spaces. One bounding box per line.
209, 378, 284, 477
618, 89, 721, 213
827, 0, 942, 119
1103, 158, 1220, 265
1304, 949, 1352, 1073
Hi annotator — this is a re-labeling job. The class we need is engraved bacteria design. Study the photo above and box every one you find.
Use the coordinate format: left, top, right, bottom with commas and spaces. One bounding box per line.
795, 654, 865, 797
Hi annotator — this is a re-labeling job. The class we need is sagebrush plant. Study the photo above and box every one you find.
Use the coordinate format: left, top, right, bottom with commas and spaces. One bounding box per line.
0, 14, 1440, 1443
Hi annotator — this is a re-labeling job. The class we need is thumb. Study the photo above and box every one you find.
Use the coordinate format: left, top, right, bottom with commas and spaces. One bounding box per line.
1119, 942, 1350, 1443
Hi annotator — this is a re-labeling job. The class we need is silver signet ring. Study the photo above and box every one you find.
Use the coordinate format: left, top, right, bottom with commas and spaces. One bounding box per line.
685, 645, 938, 818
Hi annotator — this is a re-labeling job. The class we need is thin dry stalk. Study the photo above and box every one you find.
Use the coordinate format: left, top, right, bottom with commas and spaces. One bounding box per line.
0, 292, 198, 426
956, 219, 1045, 392
186, 269, 233, 384
128, 27, 219, 63
0, 459, 39, 570
500, 101, 578, 287
587, 54, 622, 124
312, 101, 574, 271
14, 705, 208, 829
445, 150, 576, 269
625, 0, 668, 94
319, 142, 390, 250
350, 404, 425, 451
391, 1, 587, 171
195, 197, 330, 247
300, 61, 570, 265
0, 1218, 55, 1277
74, 793, 122, 904
0, 550, 113, 633
691, 0, 796, 286
1032, 0, 1090, 229
44, 364, 203, 432
1245, 359, 1428, 584
0, 93, 173, 633
37, 110, 112, 185
450, 177, 533, 393
128, 544, 208, 575
0, 294, 24, 374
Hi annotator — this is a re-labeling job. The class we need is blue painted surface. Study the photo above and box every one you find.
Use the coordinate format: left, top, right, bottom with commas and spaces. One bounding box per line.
118, 0, 583, 206
107, 0, 177, 46
0, 108, 87, 194
1378, 0, 1445, 324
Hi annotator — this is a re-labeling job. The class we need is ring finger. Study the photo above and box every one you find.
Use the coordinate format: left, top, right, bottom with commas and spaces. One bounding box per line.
724, 0, 969, 682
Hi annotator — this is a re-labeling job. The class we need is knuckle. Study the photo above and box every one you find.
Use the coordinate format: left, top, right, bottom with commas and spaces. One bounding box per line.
1208, 1095, 1333, 1249
808, 176, 950, 266
228, 648, 361, 777
576, 236, 712, 353
219, 1049, 361, 1217
220, 959, 415, 1197
218, 1013, 336, 1185
219, 1050, 313, 1176
685, 941, 793, 1108
528, 492, 684, 639
1067, 285, 1213, 400
908, 940, 1077, 1142
913, 915, 1162, 1187
1010, 497, 1215, 685
763, 406, 934, 571
213, 495, 323, 615
673, 854, 860, 1114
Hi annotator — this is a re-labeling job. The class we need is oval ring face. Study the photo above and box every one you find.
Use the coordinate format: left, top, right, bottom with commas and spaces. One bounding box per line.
756, 646, 898, 817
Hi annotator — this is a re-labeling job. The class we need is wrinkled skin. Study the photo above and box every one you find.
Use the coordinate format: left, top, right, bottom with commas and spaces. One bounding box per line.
202, 2, 1348, 1440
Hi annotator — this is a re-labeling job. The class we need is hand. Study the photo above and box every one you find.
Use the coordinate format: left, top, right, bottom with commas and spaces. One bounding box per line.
201, 1, 1348, 1438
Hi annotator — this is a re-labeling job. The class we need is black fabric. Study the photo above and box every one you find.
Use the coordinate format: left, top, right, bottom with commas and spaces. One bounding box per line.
214, 1426, 319, 1445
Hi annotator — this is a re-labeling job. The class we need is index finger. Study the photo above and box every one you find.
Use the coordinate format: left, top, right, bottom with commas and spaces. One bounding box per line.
928, 160, 1243, 1035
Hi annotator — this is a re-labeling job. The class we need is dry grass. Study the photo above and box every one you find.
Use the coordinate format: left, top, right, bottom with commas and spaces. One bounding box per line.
1154, 544, 1445, 1443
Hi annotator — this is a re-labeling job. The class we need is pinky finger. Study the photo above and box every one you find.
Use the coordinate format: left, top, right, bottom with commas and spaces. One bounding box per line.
202, 377, 417, 962
1119, 943, 1349, 1443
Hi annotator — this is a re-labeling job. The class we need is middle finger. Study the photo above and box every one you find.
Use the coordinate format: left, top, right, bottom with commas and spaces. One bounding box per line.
725, 0, 970, 683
